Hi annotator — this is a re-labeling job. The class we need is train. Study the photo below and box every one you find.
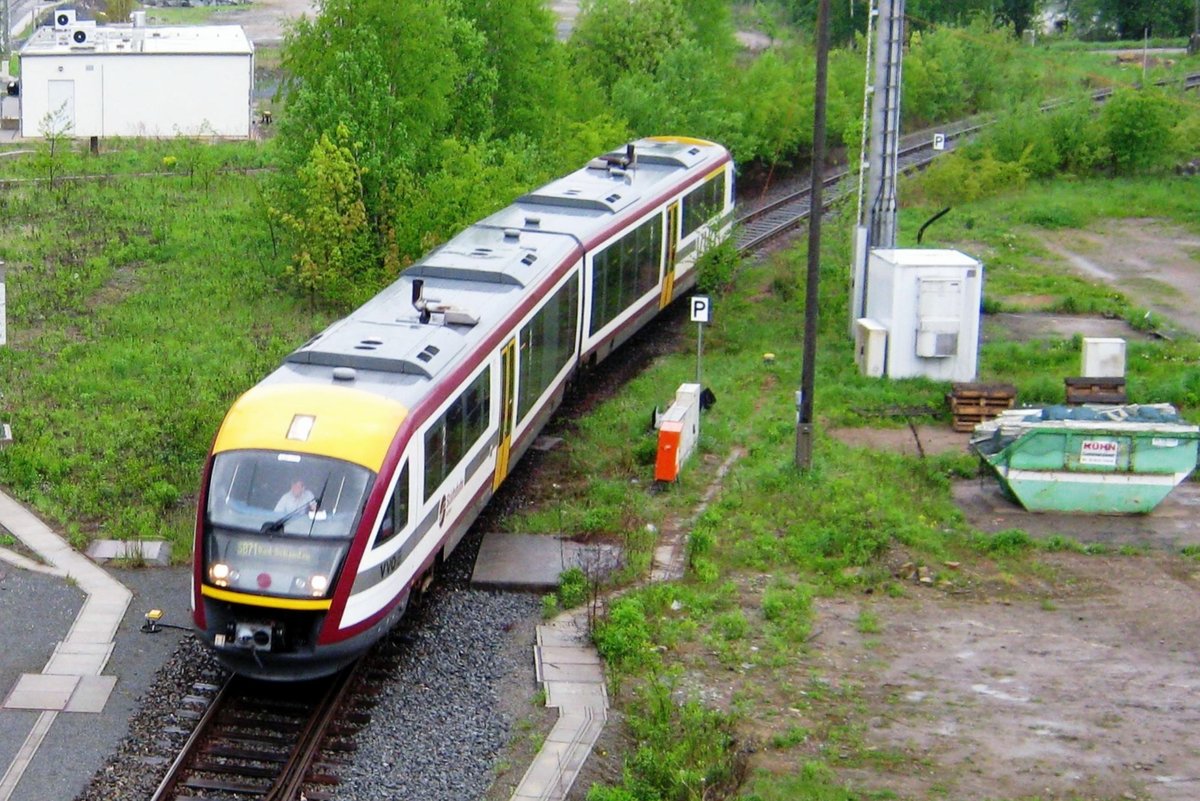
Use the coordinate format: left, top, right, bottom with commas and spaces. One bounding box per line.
191, 136, 735, 680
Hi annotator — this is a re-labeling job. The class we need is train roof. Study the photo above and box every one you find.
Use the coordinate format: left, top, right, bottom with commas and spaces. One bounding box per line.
238, 137, 730, 440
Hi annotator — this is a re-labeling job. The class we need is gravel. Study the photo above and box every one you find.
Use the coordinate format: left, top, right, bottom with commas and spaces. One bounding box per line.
72, 528, 544, 801
339, 583, 542, 801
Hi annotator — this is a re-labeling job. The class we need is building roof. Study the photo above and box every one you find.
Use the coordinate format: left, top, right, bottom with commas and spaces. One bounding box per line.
20, 23, 253, 57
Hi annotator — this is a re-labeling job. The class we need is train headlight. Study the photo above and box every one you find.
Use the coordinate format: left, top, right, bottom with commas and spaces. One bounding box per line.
310, 574, 329, 595
209, 562, 233, 587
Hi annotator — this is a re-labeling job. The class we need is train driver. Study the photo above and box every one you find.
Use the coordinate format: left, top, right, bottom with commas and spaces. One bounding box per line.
275, 479, 317, 514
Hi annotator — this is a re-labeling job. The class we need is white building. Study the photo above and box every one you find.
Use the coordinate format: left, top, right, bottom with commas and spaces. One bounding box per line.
19, 14, 254, 139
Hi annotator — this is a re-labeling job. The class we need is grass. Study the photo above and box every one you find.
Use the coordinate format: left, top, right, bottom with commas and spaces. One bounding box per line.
0, 140, 326, 555
142, 6, 224, 25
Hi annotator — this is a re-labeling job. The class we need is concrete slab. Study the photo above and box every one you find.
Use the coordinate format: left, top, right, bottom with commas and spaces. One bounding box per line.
471, 533, 623, 591
538, 660, 604, 683
536, 645, 600, 666
62, 676, 117, 714
84, 540, 170, 566
3, 675, 79, 712
545, 682, 608, 711
983, 312, 1149, 343
510, 741, 591, 800
545, 714, 606, 745
43, 642, 113, 676
537, 619, 590, 647
531, 435, 564, 452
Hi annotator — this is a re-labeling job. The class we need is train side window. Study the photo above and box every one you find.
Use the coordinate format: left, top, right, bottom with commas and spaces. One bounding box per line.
518, 275, 579, 422
423, 367, 492, 503
424, 418, 446, 502
375, 462, 410, 547
589, 215, 663, 334
681, 172, 727, 239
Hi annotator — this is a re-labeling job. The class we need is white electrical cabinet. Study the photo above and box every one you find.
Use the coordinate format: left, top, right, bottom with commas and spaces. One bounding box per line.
20, 20, 254, 139
854, 317, 887, 378
864, 249, 983, 382
1081, 337, 1125, 378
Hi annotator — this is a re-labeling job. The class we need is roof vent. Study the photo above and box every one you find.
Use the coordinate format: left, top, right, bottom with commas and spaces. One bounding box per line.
525, 215, 541, 228
521, 253, 537, 266
503, 228, 520, 241
332, 367, 356, 381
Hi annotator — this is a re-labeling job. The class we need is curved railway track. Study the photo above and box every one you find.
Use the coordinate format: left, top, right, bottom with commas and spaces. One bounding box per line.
150, 661, 372, 801
735, 71, 1200, 254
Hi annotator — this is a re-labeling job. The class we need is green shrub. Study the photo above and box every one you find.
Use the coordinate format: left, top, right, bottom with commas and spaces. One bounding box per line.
1101, 88, 1181, 173
983, 528, 1034, 555
557, 565, 589, 609
593, 595, 657, 672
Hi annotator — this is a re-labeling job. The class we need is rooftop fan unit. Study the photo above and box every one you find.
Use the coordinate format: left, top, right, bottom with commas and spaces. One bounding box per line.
54, 9, 77, 30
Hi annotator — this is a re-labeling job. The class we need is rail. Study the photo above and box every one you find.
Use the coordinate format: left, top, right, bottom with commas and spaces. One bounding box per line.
734, 71, 1200, 254
149, 661, 364, 801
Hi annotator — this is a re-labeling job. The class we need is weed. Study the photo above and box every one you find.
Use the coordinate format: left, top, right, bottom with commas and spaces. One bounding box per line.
856, 609, 881, 635
557, 566, 588, 609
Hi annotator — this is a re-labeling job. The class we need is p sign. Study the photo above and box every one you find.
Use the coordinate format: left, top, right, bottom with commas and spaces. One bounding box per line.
690, 295, 711, 324
932, 133, 946, 151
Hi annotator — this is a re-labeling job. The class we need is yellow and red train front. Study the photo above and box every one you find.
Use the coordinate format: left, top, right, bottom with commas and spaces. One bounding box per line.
192, 383, 408, 680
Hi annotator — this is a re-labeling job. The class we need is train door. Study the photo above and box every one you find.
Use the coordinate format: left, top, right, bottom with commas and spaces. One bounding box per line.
493, 339, 517, 491
659, 202, 680, 309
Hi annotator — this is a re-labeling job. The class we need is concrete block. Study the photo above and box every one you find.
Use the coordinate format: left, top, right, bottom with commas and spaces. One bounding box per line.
85, 539, 170, 566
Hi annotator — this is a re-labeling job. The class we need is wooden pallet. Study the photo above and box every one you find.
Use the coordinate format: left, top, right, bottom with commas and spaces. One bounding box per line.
1064, 376, 1126, 404
947, 382, 1016, 432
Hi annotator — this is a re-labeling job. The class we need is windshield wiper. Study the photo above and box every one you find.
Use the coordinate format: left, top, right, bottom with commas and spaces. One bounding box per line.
306, 473, 332, 538
261, 505, 306, 534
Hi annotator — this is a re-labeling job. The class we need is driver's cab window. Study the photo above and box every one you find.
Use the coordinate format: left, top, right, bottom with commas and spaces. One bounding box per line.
375, 463, 410, 547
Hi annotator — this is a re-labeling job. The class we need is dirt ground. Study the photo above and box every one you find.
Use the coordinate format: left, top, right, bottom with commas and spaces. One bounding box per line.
1039, 220, 1200, 338
819, 208, 1200, 801
209, 0, 315, 43
811, 551, 1200, 801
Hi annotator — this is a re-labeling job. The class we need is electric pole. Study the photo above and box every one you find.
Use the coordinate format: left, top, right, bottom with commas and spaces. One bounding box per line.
796, 0, 831, 470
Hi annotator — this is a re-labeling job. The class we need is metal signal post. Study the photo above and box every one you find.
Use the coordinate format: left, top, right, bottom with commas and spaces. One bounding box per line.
690, 295, 711, 385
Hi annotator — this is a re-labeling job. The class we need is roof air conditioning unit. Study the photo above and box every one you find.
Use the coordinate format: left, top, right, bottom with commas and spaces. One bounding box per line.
71, 28, 89, 45
54, 9, 77, 30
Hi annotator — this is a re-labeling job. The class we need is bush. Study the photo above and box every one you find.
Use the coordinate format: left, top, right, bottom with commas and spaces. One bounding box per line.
915, 149, 1029, 206
1101, 88, 1181, 173
593, 595, 657, 671
557, 565, 589, 608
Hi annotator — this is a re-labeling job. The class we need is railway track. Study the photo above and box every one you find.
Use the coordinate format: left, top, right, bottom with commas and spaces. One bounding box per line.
735, 71, 1200, 254
150, 661, 373, 801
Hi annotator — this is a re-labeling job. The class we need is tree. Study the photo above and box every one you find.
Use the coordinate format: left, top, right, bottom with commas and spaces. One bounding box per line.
1069, 0, 1194, 39
103, 0, 136, 24
994, 0, 1044, 36
456, 0, 569, 140
276, 126, 374, 307
570, 0, 689, 91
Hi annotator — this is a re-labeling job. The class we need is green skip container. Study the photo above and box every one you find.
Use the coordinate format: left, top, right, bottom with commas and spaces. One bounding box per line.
969, 404, 1200, 514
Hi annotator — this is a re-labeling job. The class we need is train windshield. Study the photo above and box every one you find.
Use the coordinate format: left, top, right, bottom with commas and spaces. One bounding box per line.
207, 450, 372, 539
